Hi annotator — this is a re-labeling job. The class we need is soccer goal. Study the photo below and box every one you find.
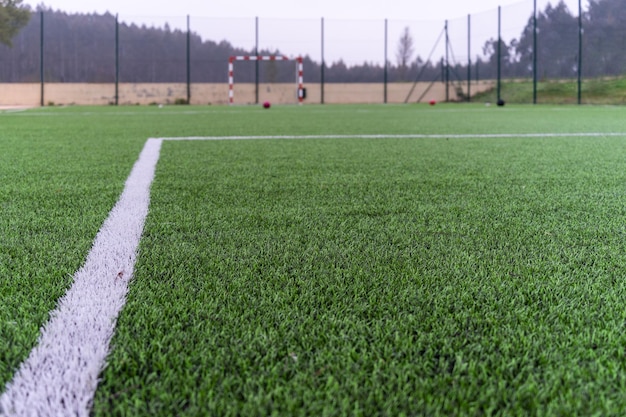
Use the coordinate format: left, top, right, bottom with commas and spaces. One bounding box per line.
228, 55, 304, 105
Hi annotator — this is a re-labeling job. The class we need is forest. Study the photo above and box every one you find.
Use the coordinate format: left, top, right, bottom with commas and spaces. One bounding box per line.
0, 0, 624, 84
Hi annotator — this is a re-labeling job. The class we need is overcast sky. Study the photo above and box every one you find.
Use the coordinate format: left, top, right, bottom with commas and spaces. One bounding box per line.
23, 0, 583, 20
22, 0, 585, 65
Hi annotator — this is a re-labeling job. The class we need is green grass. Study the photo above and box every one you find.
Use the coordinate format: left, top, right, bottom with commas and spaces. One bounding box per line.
3, 104, 626, 415
0, 112, 144, 386
473, 76, 626, 104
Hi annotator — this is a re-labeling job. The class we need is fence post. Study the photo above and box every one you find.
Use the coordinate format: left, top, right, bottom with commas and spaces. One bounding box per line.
577, 0, 582, 105
467, 14, 471, 102
321, 17, 325, 104
497, 6, 502, 103
255, 17, 259, 105
40, 11, 44, 107
115, 14, 119, 106
445, 20, 449, 102
533, 0, 537, 104
187, 15, 191, 104
384, 19, 388, 104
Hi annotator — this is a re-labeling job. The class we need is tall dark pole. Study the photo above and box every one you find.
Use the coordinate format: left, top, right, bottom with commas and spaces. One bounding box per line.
186, 15, 191, 104
384, 19, 388, 104
445, 20, 449, 102
577, 0, 582, 105
497, 6, 502, 103
321, 17, 325, 104
533, 0, 537, 104
40, 11, 44, 107
115, 14, 119, 106
255, 17, 259, 105
467, 14, 471, 102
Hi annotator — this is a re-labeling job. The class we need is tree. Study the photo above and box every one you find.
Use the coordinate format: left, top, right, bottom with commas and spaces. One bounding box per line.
515, 1, 578, 79
396, 26, 414, 81
482, 38, 519, 78
0, 0, 30, 46
583, 0, 626, 76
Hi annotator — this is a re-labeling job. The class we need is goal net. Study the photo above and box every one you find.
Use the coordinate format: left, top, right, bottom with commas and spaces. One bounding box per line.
228, 55, 304, 105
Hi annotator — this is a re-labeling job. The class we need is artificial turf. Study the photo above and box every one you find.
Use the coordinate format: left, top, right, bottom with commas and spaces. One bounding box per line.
2, 104, 626, 415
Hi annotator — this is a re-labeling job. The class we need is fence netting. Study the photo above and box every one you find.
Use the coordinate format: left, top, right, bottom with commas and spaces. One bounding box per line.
0, 1, 619, 105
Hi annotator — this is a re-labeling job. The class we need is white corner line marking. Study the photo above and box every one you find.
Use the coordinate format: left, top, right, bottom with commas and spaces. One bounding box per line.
0, 138, 163, 417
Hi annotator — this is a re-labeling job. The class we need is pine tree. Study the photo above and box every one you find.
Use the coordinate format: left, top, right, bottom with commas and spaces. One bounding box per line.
0, 0, 30, 46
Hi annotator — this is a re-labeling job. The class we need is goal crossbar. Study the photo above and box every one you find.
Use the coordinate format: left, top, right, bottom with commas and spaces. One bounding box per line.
228, 55, 304, 105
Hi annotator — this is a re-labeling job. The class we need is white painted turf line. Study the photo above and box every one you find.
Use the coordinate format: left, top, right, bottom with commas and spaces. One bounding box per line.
1, 131, 626, 415
159, 132, 626, 141
0, 138, 162, 417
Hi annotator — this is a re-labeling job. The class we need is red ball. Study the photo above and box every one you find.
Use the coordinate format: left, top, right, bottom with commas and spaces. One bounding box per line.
429, 100, 436, 106
263, 101, 271, 109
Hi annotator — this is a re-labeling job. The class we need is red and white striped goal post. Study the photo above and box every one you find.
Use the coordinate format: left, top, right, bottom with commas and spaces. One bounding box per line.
228, 55, 304, 105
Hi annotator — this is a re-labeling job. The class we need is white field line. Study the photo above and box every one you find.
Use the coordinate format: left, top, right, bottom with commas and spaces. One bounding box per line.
0, 138, 162, 417
1, 130, 626, 415
159, 132, 626, 141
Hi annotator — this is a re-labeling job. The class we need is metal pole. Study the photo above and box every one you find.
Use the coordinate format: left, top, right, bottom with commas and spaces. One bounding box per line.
445, 20, 449, 102
40, 11, 44, 106
577, 0, 582, 105
115, 14, 119, 106
255, 17, 259, 105
186, 15, 191, 104
321, 17, 325, 104
497, 6, 502, 103
533, 0, 537, 104
467, 14, 471, 102
384, 19, 388, 104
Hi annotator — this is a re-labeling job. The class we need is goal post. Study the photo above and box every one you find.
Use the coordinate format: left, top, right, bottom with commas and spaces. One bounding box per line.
228, 55, 304, 105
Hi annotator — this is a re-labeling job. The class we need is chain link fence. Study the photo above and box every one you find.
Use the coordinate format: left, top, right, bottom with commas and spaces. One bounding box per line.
0, 1, 619, 106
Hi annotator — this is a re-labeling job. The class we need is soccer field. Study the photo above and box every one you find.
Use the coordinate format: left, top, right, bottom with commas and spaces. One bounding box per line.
2, 104, 626, 415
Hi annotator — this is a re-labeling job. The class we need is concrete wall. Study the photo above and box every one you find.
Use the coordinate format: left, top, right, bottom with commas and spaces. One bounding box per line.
0, 81, 495, 106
